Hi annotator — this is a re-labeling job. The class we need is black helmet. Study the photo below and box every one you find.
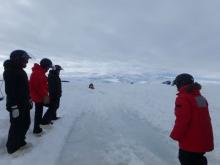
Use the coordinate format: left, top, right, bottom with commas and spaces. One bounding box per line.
173, 73, 194, 89
53, 65, 63, 71
40, 58, 53, 69
10, 50, 31, 62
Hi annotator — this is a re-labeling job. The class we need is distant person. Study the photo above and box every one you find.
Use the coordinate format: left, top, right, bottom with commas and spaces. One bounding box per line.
170, 73, 214, 165
3, 50, 33, 154
89, 83, 95, 89
29, 58, 53, 134
42, 65, 63, 123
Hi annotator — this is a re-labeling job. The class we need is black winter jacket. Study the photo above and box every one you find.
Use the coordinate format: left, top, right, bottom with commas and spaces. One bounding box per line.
3, 60, 31, 111
48, 70, 62, 99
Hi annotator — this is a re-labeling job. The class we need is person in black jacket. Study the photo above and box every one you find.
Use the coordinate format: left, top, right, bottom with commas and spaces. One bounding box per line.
3, 50, 33, 154
41, 65, 62, 124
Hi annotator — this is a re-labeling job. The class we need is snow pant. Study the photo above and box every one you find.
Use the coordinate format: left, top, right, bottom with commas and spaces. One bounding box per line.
178, 149, 207, 165
33, 103, 44, 131
42, 97, 60, 123
51, 97, 60, 119
6, 108, 30, 154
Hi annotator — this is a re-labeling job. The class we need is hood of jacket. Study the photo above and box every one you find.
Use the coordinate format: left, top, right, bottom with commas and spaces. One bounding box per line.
178, 82, 202, 95
32, 63, 45, 74
3, 60, 21, 70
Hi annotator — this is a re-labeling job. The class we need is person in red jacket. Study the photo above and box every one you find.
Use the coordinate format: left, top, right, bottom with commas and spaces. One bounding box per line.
170, 73, 214, 165
29, 58, 52, 134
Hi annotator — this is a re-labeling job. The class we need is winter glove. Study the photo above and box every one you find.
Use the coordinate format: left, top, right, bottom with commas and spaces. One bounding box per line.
10, 105, 19, 118
43, 96, 50, 106
28, 99, 33, 110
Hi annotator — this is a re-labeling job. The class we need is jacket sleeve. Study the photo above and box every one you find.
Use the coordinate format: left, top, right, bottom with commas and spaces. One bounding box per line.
48, 74, 62, 98
48, 75, 56, 97
4, 72, 19, 109
170, 96, 191, 141
38, 75, 49, 98
32, 74, 48, 101
16, 71, 31, 109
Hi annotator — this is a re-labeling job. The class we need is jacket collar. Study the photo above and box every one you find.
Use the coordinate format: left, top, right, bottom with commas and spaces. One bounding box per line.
177, 83, 201, 95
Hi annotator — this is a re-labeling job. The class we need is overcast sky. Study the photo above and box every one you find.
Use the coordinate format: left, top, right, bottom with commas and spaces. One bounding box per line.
0, 0, 220, 78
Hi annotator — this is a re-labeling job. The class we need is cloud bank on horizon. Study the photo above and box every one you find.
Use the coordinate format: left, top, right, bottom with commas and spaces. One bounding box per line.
0, 0, 220, 78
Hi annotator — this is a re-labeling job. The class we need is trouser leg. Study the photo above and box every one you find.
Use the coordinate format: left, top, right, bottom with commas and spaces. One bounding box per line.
33, 103, 43, 131
20, 109, 31, 143
195, 153, 207, 165
42, 107, 53, 124
51, 98, 60, 119
6, 110, 22, 153
179, 149, 193, 165
179, 149, 207, 165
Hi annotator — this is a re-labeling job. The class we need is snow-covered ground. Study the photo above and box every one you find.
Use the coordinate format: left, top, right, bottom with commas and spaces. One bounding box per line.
0, 79, 219, 165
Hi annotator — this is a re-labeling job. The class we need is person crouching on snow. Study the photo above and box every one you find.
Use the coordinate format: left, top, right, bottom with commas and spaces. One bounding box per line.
170, 73, 214, 165
89, 83, 95, 89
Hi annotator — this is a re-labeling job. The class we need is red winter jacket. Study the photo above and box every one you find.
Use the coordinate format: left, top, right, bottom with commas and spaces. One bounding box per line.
29, 64, 48, 103
170, 83, 214, 152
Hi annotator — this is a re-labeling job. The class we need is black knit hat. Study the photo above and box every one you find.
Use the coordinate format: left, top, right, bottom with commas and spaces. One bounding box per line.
53, 65, 63, 71
173, 73, 194, 89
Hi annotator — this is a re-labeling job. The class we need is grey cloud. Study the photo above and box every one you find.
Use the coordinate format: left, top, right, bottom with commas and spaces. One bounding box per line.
0, 0, 220, 77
